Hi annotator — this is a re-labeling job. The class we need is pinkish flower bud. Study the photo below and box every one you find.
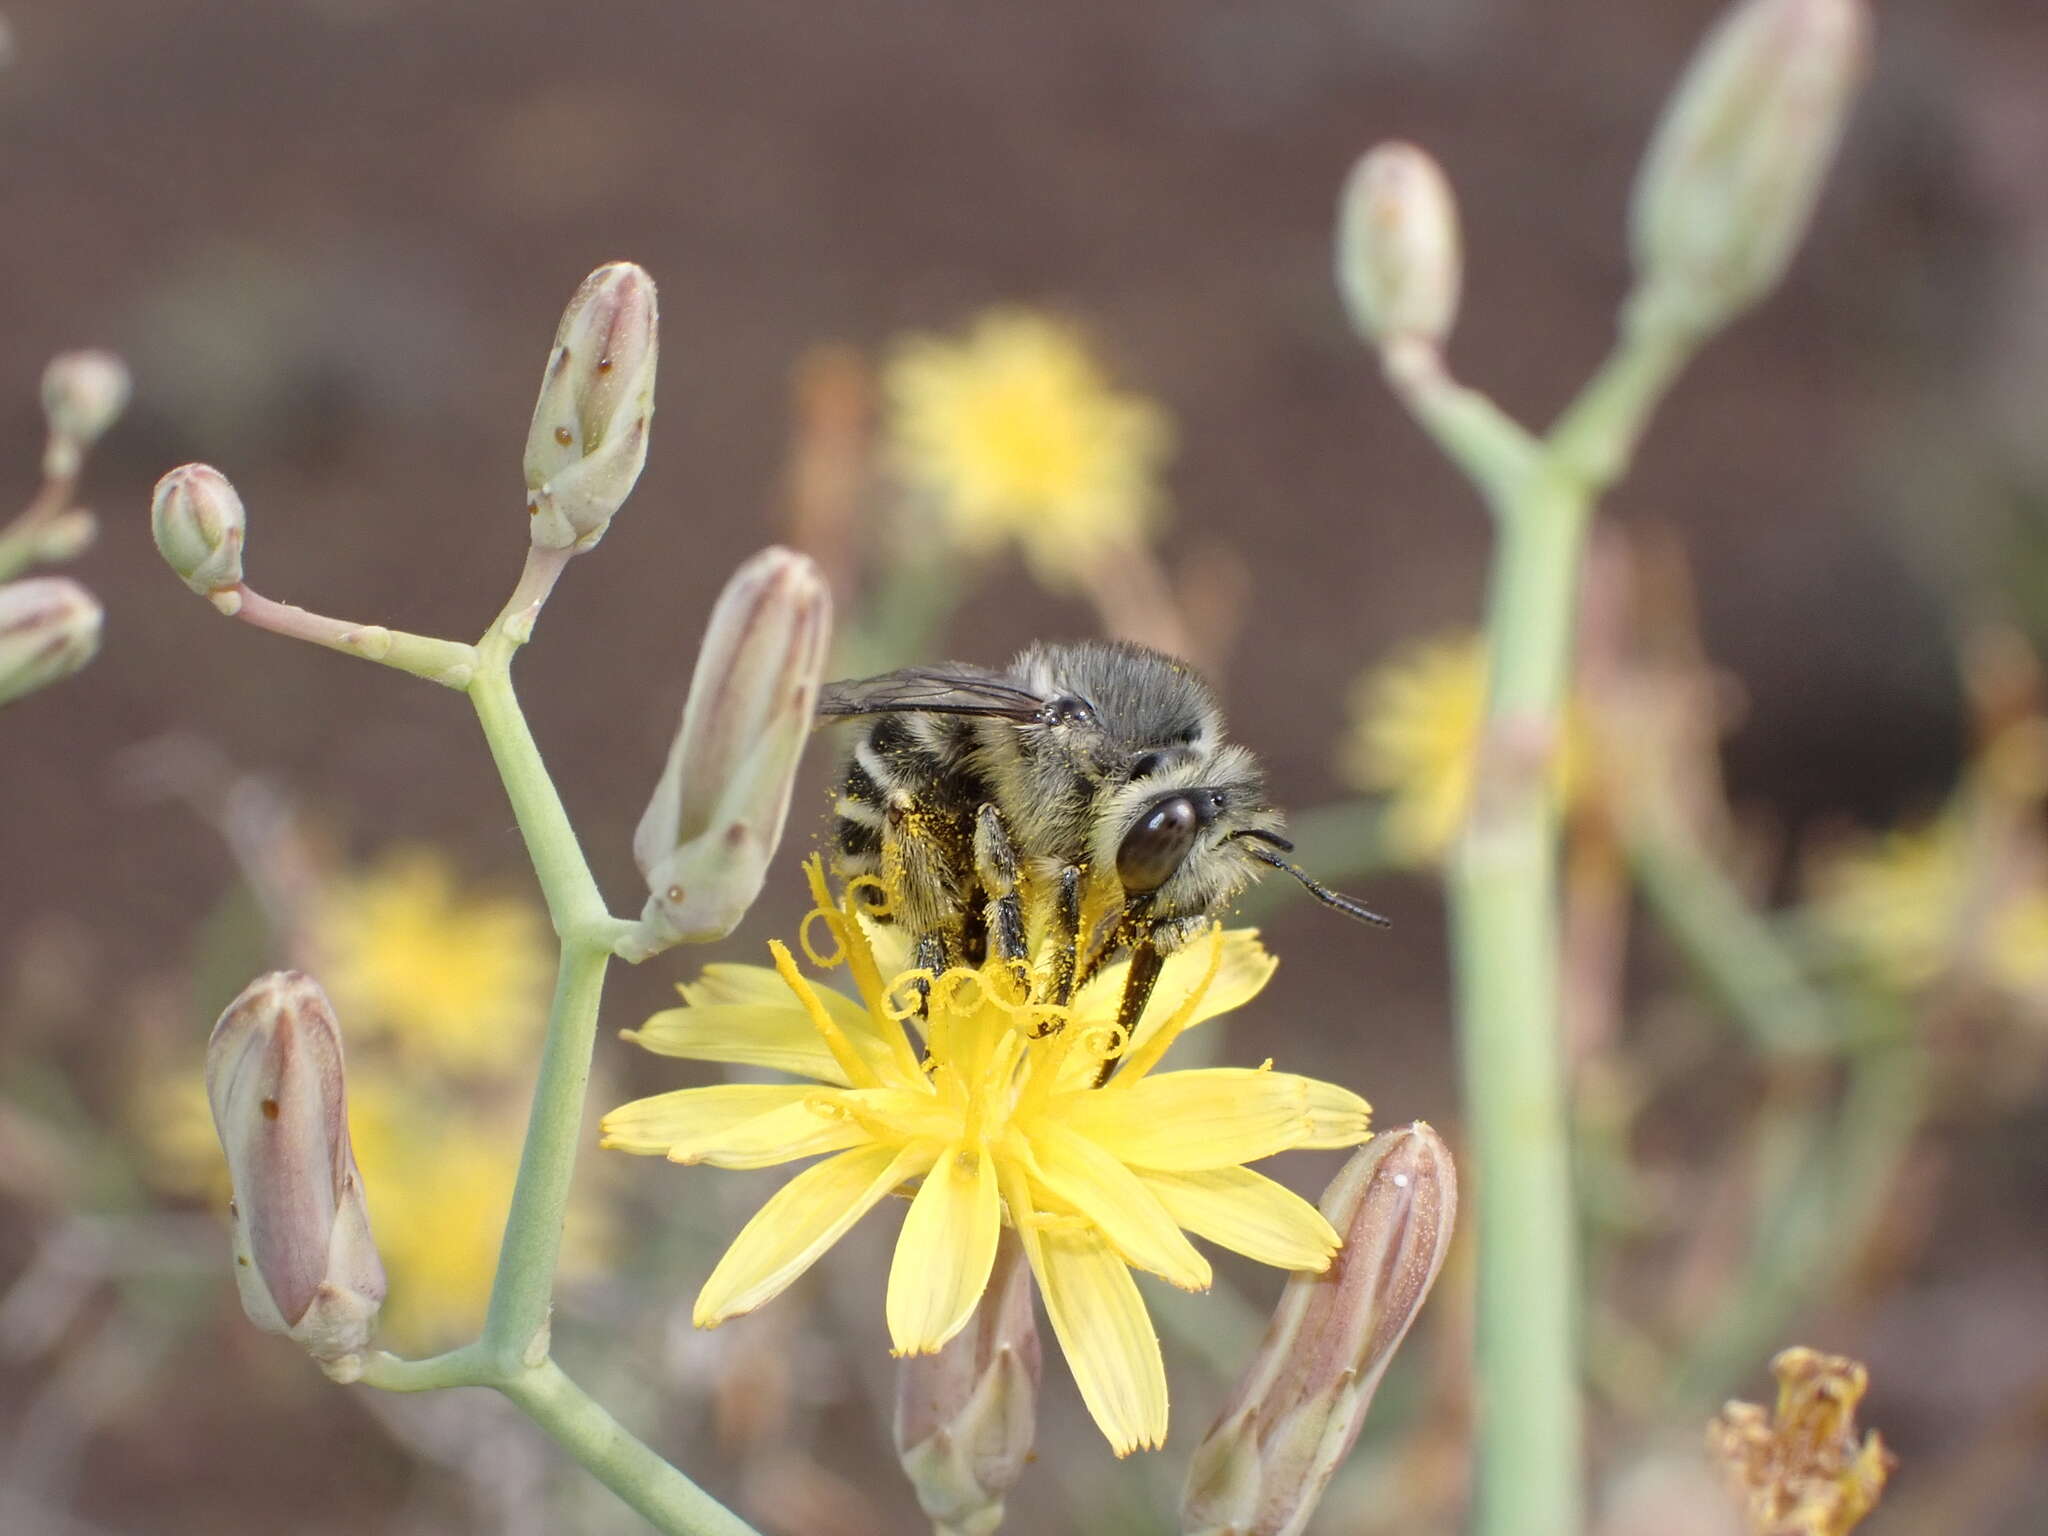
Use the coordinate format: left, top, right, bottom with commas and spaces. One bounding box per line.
206, 971, 384, 1373
624, 547, 832, 958
524, 262, 659, 552
0, 577, 102, 707
1337, 143, 1463, 351
151, 464, 247, 613
894, 1236, 1041, 1536
1181, 1124, 1457, 1536
1630, 0, 1871, 335
40, 349, 130, 479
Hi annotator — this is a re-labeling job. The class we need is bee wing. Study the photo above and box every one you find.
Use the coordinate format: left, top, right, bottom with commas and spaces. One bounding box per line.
816, 664, 1050, 721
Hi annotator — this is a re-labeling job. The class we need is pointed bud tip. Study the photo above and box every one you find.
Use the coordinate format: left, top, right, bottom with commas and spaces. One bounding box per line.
151, 463, 247, 600
628, 547, 832, 954
1630, 0, 1872, 334
524, 261, 660, 552
207, 970, 384, 1363
1337, 142, 1463, 350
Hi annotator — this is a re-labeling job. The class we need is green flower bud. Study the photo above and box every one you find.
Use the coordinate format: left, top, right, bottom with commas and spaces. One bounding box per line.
894, 1236, 1041, 1536
40, 349, 130, 480
0, 577, 102, 706
1336, 142, 1463, 352
1181, 1124, 1457, 1536
1630, 0, 1871, 336
151, 463, 247, 612
624, 547, 832, 958
524, 262, 659, 552
207, 971, 385, 1375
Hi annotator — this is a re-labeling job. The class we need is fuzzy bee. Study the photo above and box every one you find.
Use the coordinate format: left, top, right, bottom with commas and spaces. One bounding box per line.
819, 640, 1386, 1043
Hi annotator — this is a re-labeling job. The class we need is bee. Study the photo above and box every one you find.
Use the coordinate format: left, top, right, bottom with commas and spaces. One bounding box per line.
818, 640, 1386, 1047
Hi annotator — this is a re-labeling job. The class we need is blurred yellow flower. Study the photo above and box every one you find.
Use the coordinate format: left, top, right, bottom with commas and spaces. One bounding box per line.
603, 858, 1370, 1456
314, 846, 552, 1074
1810, 819, 1965, 992
1340, 632, 1583, 863
883, 309, 1173, 591
1813, 814, 2048, 1005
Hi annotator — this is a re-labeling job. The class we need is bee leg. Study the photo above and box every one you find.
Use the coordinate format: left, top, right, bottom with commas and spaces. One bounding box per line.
1092, 941, 1166, 1086
972, 802, 1029, 996
1092, 914, 1207, 1085
1045, 864, 1084, 1010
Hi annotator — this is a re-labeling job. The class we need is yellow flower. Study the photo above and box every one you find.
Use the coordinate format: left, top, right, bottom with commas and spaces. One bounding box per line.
1809, 818, 1967, 992
602, 859, 1371, 1455
1812, 815, 2048, 1005
313, 846, 552, 1074
883, 309, 1173, 591
1340, 632, 1585, 863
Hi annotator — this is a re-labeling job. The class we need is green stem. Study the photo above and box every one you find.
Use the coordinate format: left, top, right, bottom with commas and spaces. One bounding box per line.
501, 1360, 762, 1536
1395, 310, 1705, 1536
1627, 828, 1842, 1056
1450, 471, 1587, 1536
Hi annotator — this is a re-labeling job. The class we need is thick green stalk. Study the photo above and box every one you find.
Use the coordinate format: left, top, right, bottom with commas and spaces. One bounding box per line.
1450, 471, 1588, 1536
1402, 317, 1698, 1536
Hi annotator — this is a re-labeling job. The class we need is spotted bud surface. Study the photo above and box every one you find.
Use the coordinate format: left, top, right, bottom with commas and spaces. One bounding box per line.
40, 349, 131, 479
1181, 1124, 1457, 1536
894, 1236, 1042, 1536
206, 971, 384, 1371
625, 547, 832, 956
151, 464, 247, 611
1336, 143, 1463, 351
0, 577, 102, 706
524, 262, 659, 552
1630, 0, 1870, 335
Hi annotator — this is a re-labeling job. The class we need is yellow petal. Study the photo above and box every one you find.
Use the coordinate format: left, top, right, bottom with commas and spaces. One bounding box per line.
625, 999, 896, 1086
886, 1141, 1000, 1355
696, 1143, 933, 1326
1137, 1166, 1340, 1272
1026, 1123, 1210, 1291
1065, 930, 1275, 1088
1017, 1202, 1167, 1456
679, 963, 808, 1008
667, 1099, 872, 1171
600, 1083, 833, 1157
1062, 1068, 1371, 1170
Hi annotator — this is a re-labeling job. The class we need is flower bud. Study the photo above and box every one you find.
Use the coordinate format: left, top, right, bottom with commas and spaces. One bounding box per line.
151, 463, 247, 612
1181, 1124, 1457, 1536
40, 349, 131, 479
624, 547, 832, 958
1630, 0, 1870, 336
206, 971, 385, 1372
895, 1235, 1041, 1536
1336, 143, 1462, 351
0, 577, 103, 707
524, 262, 659, 552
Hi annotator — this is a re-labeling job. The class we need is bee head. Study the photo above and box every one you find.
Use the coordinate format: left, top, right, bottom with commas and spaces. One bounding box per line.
1101, 743, 1389, 929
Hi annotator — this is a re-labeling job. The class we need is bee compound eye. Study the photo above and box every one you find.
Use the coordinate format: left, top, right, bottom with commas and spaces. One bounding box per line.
1116, 796, 1200, 893
1048, 695, 1095, 727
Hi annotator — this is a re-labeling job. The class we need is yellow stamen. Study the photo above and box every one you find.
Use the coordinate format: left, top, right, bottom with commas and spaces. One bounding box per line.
769, 939, 883, 1089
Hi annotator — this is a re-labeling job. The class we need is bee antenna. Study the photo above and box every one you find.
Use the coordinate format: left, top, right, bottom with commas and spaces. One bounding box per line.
1235, 837, 1392, 927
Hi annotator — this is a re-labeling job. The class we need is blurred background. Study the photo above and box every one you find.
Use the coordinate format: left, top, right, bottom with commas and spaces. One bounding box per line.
2, 1, 2045, 1532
